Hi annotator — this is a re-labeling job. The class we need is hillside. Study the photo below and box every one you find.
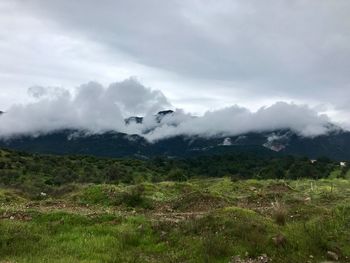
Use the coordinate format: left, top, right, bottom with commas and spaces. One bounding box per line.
1, 149, 350, 262
0, 148, 346, 195
1, 128, 350, 160
2, 179, 350, 262
1, 109, 350, 160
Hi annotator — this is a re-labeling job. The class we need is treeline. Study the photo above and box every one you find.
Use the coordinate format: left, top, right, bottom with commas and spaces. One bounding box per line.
0, 148, 348, 196
148, 154, 346, 180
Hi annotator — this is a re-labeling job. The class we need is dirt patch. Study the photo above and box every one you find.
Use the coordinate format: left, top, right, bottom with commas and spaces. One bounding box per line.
266, 183, 293, 193
230, 254, 269, 263
151, 211, 207, 223
169, 191, 229, 212
236, 201, 271, 215
0, 211, 32, 221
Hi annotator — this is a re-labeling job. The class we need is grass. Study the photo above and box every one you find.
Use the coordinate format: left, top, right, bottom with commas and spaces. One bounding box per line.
271, 200, 287, 226
1, 178, 350, 262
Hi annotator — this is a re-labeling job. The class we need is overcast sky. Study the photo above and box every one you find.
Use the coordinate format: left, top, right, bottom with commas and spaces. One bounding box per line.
1, 0, 350, 132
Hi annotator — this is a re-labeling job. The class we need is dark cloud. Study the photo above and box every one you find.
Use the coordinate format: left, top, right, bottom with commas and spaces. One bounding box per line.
17, 0, 350, 104
1, 1, 350, 126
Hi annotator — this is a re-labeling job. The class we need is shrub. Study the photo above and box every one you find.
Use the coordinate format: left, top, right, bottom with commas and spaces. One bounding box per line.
121, 185, 153, 209
167, 168, 188, 181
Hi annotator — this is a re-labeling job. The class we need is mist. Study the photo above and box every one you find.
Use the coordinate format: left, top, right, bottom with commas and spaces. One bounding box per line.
0, 79, 340, 140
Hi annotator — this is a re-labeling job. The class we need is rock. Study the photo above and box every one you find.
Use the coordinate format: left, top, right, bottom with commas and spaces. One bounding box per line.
326, 251, 339, 261
258, 254, 269, 263
230, 255, 242, 263
229, 254, 269, 263
304, 196, 311, 202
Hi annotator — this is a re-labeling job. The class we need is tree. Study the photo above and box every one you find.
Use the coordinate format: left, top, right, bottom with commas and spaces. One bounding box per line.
167, 168, 187, 181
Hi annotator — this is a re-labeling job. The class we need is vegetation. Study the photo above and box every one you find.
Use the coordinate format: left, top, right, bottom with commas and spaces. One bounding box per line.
0, 148, 350, 262
0, 148, 347, 197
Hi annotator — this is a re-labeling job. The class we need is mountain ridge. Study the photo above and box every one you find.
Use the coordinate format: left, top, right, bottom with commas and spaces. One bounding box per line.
1, 110, 350, 160
1, 127, 350, 160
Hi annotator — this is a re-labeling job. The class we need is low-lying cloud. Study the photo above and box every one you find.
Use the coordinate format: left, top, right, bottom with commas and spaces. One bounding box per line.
0, 79, 340, 140
0, 78, 170, 137
145, 103, 333, 141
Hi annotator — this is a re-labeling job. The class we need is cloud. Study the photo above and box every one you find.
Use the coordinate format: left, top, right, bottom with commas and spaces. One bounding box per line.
0, 79, 339, 140
144, 102, 333, 141
0, 78, 170, 138
2, 1, 350, 123
27, 86, 48, 98
106, 79, 170, 116
16, 0, 350, 106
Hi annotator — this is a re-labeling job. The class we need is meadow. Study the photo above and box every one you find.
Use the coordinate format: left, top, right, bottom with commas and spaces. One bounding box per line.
0, 149, 350, 262
1, 178, 350, 262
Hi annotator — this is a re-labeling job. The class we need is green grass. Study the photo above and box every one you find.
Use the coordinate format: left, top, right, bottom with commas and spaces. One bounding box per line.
1, 178, 350, 262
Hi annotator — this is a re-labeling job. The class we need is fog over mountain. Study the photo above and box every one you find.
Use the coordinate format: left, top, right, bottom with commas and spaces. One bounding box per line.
0, 78, 340, 141
1, 1, 350, 124
1, 1, 350, 142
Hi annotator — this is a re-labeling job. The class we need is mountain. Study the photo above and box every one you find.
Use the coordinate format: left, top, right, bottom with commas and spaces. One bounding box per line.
124, 110, 175, 125
0, 129, 270, 158
155, 110, 174, 122
124, 116, 143, 125
1, 128, 350, 160
1, 110, 350, 160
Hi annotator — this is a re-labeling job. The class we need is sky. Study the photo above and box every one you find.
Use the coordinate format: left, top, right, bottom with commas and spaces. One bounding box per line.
0, 0, 349, 138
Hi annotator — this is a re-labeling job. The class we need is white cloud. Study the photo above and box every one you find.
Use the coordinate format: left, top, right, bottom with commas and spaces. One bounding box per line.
144, 102, 333, 141
0, 79, 340, 140
0, 78, 170, 137
1, 1, 350, 128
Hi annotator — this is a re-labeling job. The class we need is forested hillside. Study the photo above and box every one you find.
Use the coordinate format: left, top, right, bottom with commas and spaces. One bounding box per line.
2, 128, 350, 160
0, 148, 348, 198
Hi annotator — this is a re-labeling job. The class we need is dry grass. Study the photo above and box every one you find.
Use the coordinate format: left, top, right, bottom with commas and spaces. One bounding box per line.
271, 199, 287, 226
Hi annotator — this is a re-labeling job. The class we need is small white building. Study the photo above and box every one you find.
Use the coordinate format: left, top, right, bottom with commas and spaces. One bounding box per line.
340, 162, 347, 167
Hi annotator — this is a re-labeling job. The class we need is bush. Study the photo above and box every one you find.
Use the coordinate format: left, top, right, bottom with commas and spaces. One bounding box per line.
121, 185, 153, 209
167, 168, 187, 181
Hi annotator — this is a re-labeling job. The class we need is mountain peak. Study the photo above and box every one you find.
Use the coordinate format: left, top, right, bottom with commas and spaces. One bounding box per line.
125, 110, 174, 125
156, 110, 174, 116
125, 116, 143, 125
156, 110, 174, 123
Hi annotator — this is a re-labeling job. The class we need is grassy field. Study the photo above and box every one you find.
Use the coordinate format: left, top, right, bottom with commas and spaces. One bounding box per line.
1, 178, 350, 262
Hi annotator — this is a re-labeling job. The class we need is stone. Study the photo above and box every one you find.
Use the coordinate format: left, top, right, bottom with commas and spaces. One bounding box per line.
326, 251, 339, 261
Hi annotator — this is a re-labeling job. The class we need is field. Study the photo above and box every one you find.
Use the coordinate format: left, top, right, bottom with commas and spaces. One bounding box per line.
1, 177, 350, 263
